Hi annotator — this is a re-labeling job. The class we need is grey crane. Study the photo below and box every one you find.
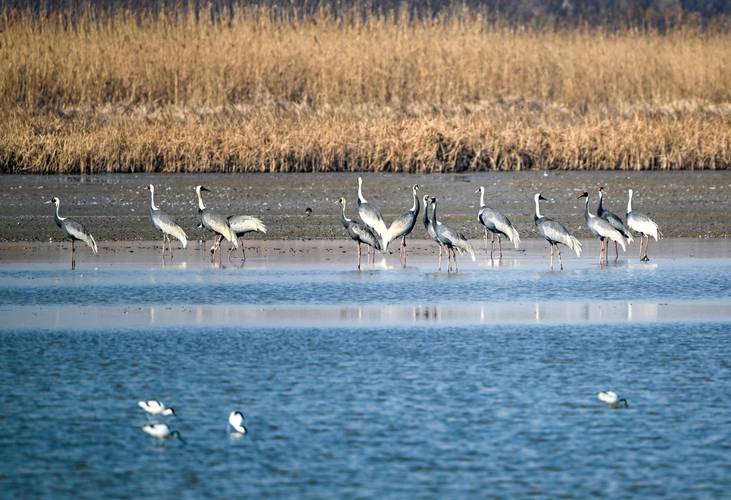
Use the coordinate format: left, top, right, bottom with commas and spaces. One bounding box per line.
626, 189, 660, 262
46, 197, 98, 270
423, 193, 445, 270
476, 185, 521, 260
338, 197, 381, 270
357, 177, 389, 251
533, 193, 582, 270
195, 185, 238, 262
578, 191, 626, 264
597, 186, 634, 260
226, 215, 267, 260
147, 184, 188, 262
383, 184, 420, 267
429, 197, 475, 272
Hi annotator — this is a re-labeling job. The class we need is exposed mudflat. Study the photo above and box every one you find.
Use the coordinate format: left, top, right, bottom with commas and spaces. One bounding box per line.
1, 171, 729, 242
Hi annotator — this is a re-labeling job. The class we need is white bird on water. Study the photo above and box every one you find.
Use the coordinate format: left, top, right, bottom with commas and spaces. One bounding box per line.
597, 391, 629, 408
138, 400, 176, 417
142, 422, 185, 442
228, 411, 248, 435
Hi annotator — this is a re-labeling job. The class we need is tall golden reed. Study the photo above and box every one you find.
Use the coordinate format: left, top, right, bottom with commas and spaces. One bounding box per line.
0, 4, 729, 173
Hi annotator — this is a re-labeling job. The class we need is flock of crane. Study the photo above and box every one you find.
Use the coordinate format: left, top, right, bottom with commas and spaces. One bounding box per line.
47, 177, 660, 271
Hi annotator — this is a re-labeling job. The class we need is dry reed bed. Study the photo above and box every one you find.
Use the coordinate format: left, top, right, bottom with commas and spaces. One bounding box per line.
1, 7, 730, 172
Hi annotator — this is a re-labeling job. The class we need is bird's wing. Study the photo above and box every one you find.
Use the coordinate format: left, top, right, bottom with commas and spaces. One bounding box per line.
228, 215, 267, 235
480, 207, 520, 248
358, 203, 388, 247
439, 224, 476, 261
385, 212, 416, 245
539, 219, 582, 256
353, 223, 380, 249
63, 218, 98, 253
202, 211, 238, 247
628, 211, 659, 240
602, 211, 633, 242
591, 217, 626, 251
153, 210, 188, 248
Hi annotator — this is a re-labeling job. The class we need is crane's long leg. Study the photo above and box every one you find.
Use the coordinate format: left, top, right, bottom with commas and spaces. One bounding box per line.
357, 241, 362, 270
643, 235, 650, 262
242, 239, 247, 261
484, 228, 489, 256
71, 240, 75, 270
490, 232, 495, 260
557, 244, 564, 271
453, 248, 459, 272
168, 235, 174, 261
402, 236, 407, 267
598, 238, 603, 264
438, 246, 442, 271
614, 240, 619, 261
549, 243, 554, 270
498, 235, 503, 259
161, 235, 166, 261
639, 235, 644, 261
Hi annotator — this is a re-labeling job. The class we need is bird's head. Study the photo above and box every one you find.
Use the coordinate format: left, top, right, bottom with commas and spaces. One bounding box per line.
577, 191, 589, 199
45, 197, 59, 205
164, 407, 176, 416
475, 186, 485, 194
195, 185, 210, 193
147, 184, 154, 191
412, 184, 420, 192
598, 186, 605, 193
337, 197, 346, 206
537, 194, 547, 201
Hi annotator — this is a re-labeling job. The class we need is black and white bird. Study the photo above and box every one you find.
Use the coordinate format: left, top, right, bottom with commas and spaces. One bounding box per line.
228, 411, 248, 435
578, 191, 626, 264
147, 184, 187, 261
138, 400, 176, 417
195, 185, 238, 261
626, 189, 660, 262
142, 422, 185, 442
533, 193, 582, 270
224, 214, 267, 261
597, 187, 634, 261
597, 391, 629, 408
476, 185, 520, 260
384, 184, 420, 266
46, 197, 98, 270
357, 177, 389, 252
338, 197, 381, 270
423, 194, 445, 270
429, 197, 475, 272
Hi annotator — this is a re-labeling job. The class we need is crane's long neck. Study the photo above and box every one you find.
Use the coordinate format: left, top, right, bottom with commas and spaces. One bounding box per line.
196, 188, 205, 211
357, 178, 366, 204
627, 190, 633, 214
54, 200, 65, 223
534, 195, 542, 219
597, 190, 604, 213
479, 188, 485, 208
431, 200, 439, 225
584, 196, 593, 221
340, 203, 351, 228
422, 198, 430, 227
410, 189, 419, 215
149, 186, 158, 211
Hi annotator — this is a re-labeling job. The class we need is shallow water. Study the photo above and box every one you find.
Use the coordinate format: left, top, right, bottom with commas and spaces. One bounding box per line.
1, 252, 730, 497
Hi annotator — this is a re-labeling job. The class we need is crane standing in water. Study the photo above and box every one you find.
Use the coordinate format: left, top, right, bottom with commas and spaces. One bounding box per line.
147, 184, 188, 262
338, 197, 380, 270
597, 187, 633, 261
195, 185, 238, 263
384, 184, 420, 267
46, 197, 98, 270
626, 189, 660, 262
475, 185, 521, 260
533, 193, 582, 270
578, 191, 626, 264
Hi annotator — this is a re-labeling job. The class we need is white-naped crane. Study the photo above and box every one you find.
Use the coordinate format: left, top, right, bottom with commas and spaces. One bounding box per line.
338, 197, 381, 270
533, 193, 582, 270
383, 184, 420, 267
578, 191, 626, 264
476, 185, 521, 260
46, 197, 98, 270
195, 185, 238, 262
356, 177, 389, 252
429, 196, 475, 272
423, 193, 445, 270
215, 215, 267, 261
626, 189, 660, 262
147, 184, 188, 262
597, 186, 634, 260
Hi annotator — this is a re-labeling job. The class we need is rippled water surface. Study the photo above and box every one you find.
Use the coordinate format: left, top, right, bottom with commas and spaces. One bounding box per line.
1, 252, 730, 497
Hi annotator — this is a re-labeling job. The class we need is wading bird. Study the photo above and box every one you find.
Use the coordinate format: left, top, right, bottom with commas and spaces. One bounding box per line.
597, 391, 628, 408
626, 189, 660, 262
578, 191, 626, 264
384, 184, 420, 266
597, 187, 633, 261
46, 197, 98, 270
476, 186, 520, 260
147, 184, 187, 261
138, 400, 176, 417
430, 197, 475, 272
142, 422, 185, 443
338, 197, 380, 270
195, 185, 238, 262
224, 215, 267, 261
533, 193, 582, 270
423, 194, 444, 270
228, 411, 248, 435
357, 177, 389, 252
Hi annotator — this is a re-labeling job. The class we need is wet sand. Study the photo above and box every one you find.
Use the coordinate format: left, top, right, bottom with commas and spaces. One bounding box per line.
1, 171, 729, 242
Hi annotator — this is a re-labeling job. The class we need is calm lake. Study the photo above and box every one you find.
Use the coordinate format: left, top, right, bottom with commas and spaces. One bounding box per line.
1, 245, 730, 497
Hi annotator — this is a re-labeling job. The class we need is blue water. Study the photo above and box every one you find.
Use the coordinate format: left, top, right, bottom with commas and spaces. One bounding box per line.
1, 257, 730, 497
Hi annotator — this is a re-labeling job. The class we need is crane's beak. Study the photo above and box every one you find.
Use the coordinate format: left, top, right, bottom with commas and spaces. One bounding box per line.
538, 195, 547, 201
200, 187, 210, 192
577, 192, 588, 199
44, 199, 53, 204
